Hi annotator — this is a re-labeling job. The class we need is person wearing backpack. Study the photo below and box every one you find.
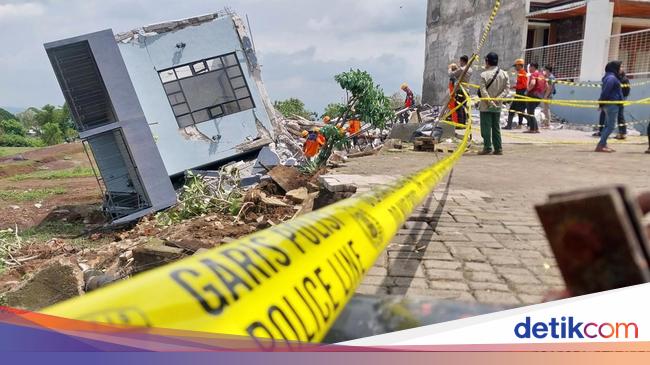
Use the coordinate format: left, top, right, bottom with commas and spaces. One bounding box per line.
541, 65, 556, 128
524, 62, 547, 133
478, 52, 510, 155
616, 70, 631, 140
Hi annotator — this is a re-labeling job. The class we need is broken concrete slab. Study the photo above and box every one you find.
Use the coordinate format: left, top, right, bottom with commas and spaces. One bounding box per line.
268, 166, 305, 192
3, 259, 84, 311
388, 124, 421, 142
132, 238, 184, 273
252, 146, 281, 175
286, 187, 309, 203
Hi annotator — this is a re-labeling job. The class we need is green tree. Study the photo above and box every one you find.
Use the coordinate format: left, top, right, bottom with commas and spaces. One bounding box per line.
41, 122, 64, 146
322, 103, 346, 119
0, 108, 15, 122
0, 119, 27, 137
16, 108, 40, 130
274, 98, 313, 119
314, 69, 393, 166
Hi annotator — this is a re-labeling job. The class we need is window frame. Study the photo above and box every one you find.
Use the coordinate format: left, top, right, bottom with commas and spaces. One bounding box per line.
158, 52, 256, 128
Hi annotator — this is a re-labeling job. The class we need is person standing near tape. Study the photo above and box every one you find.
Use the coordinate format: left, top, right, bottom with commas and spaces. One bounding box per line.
596, 61, 623, 153
478, 52, 510, 155
615, 70, 631, 140
523, 62, 546, 134
449, 55, 473, 125
541, 65, 556, 129
505, 59, 527, 130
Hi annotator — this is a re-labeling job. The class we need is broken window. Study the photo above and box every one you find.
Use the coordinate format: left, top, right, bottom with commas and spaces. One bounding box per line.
158, 52, 255, 128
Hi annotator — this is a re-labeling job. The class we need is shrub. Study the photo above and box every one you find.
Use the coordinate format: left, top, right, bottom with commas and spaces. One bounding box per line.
41, 122, 64, 146
0, 134, 44, 147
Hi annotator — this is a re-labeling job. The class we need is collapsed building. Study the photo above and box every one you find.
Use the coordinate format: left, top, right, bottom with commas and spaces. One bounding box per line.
44, 11, 280, 224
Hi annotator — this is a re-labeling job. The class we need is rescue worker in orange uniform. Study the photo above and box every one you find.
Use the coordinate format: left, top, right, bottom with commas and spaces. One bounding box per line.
302, 128, 326, 158
347, 118, 362, 146
505, 58, 528, 129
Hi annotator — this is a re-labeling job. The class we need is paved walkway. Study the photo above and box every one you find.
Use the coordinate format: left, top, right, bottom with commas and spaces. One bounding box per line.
352, 178, 562, 305
329, 133, 650, 306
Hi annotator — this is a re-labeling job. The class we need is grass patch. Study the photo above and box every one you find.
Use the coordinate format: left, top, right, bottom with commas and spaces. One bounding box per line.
10, 166, 94, 182
19, 221, 86, 242
0, 187, 66, 202
0, 147, 37, 158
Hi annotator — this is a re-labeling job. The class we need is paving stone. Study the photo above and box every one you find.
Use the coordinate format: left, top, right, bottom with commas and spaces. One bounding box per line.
508, 225, 538, 234
399, 288, 476, 302
538, 275, 565, 286
474, 290, 521, 305
515, 234, 547, 241
466, 271, 504, 283
512, 250, 545, 259
428, 280, 470, 291
361, 275, 390, 286
463, 262, 495, 272
501, 273, 541, 285
468, 282, 510, 292
423, 259, 462, 270
355, 284, 389, 295
466, 233, 497, 242
513, 284, 548, 295
467, 225, 511, 234
518, 294, 544, 305
393, 277, 429, 288
487, 254, 522, 266
453, 215, 479, 223
418, 252, 455, 261
367, 266, 387, 276
494, 266, 533, 276
387, 259, 426, 277
434, 233, 470, 242
449, 247, 486, 262
425, 268, 464, 281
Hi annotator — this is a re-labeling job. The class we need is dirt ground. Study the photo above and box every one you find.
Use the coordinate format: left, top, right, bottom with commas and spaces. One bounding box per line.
0, 143, 102, 230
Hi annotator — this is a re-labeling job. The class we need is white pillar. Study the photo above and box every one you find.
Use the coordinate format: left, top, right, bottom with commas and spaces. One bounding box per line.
610, 18, 622, 62
578, 0, 614, 81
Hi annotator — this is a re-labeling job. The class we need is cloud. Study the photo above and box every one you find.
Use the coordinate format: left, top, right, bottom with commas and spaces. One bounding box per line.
0, 0, 426, 112
0, 3, 44, 20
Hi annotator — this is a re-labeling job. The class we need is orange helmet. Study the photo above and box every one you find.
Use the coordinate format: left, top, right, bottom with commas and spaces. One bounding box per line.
301, 130, 308, 138
514, 58, 525, 67
323, 116, 331, 124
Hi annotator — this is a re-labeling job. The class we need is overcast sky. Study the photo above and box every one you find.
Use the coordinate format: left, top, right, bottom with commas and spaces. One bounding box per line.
0, 0, 426, 114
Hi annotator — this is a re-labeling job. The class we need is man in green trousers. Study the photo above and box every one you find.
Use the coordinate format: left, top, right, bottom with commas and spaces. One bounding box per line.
478, 52, 510, 155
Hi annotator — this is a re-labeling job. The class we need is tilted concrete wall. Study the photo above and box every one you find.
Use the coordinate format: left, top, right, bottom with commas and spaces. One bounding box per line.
422, 0, 528, 105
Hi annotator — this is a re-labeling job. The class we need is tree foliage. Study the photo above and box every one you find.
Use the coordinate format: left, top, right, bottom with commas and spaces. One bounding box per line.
333, 69, 393, 130
322, 103, 346, 119
274, 98, 313, 119
41, 122, 64, 146
311, 70, 393, 167
0, 119, 27, 137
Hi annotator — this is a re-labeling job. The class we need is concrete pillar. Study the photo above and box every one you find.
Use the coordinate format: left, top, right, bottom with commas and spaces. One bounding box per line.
579, 0, 614, 81
610, 18, 622, 62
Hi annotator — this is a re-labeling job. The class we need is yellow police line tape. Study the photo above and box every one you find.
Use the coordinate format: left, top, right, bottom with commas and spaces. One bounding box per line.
467, 67, 650, 89
42, 121, 473, 348
42, 0, 492, 346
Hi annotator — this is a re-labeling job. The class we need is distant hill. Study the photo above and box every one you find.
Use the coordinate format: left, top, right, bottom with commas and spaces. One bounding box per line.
0, 107, 16, 121
1, 106, 26, 115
